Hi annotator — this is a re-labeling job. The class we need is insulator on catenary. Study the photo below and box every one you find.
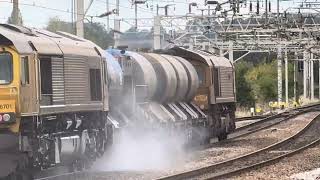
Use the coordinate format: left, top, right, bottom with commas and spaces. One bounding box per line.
257, 1, 259, 14
237, 3, 240, 13
249, 1, 252, 12
284, 11, 287, 18
269, 1, 271, 12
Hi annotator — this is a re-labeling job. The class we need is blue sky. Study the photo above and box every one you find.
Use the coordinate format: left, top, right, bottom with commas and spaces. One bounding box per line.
0, 0, 305, 31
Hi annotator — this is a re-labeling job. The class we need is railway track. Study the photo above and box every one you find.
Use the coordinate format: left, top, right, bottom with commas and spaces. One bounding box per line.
35, 171, 92, 180
157, 111, 320, 180
227, 103, 320, 141
34, 104, 320, 180
235, 104, 319, 123
236, 115, 268, 121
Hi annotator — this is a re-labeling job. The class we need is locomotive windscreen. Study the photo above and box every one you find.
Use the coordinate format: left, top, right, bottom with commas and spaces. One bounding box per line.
0, 52, 13, 84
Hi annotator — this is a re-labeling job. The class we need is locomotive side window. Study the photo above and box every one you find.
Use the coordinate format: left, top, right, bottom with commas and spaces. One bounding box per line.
0, 52, 13, 85
214, 68, 221, 97
40, 57, 53, 105
105, 61, 109, 85
90, 69, 102, 101
21, 56, 30, 85
194, 65, 205, 86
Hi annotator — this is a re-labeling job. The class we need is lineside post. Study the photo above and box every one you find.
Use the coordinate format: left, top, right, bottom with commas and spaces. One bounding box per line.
303, 51, 308, 99
285, 49, 288, 105
277, 46, 282, 105
319, 58, 320, 99
293, 50, 297, 102
311, 53, 314, 100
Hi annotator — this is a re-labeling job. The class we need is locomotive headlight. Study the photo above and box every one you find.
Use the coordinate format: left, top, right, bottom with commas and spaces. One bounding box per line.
194, 95, 208, 110
3, 114, 10, 122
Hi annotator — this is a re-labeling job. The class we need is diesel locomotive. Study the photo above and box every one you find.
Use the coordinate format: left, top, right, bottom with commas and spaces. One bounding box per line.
0, 24, 112, 179
0, 23, 237, 179
106, 47, 236, 144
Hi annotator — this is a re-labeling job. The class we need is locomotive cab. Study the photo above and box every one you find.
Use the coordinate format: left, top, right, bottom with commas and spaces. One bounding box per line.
192, 62, 211, 110
0, 46, 20, 133
167, 47, 237, 141
0, 45, 31, 178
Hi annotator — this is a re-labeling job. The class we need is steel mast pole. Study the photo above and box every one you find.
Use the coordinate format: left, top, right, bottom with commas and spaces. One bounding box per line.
277, 0, 279, 20
265, 0, 268, 24
106, 0, 110, 30
319, 58, 320, 99
76, 0, 84, 37
277, 45, 282, 105
114, 0, 120, 47
293, 50, 297, 102
154, 16, 161, 50
285, 49, 288, 105
135, 3, 138, 29
303, 50, 308, 99
311, 53, 314, 100
11, 0, 22, 25
229, 41, 234, 62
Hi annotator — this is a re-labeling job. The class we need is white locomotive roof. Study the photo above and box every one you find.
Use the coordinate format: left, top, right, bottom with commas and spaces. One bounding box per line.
194, 50, 233, 68
171, 47, 232, 68
0, 24, 104, 58
170, 46, 213, 66
209, 55, 233, 67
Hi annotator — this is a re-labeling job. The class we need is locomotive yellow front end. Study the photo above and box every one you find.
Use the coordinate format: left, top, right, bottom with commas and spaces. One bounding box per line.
0, 47, 20, 133
0, 46, 24, 178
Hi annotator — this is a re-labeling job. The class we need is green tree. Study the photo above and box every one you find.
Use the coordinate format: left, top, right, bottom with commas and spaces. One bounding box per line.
235, 61, 255, 107
245, 61, 278, 102
47, 17, 114, 49
47, 17, 73, 33
244, 60, 298, 103
84, 22, 114, 49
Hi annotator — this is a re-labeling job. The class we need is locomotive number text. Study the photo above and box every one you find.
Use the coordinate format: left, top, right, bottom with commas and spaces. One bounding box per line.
0, 104, 12, 110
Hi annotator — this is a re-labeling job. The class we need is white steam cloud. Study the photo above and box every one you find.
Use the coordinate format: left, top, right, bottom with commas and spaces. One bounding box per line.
92, 127, 188, 172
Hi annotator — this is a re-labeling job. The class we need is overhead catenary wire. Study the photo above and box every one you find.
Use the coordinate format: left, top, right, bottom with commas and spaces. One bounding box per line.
95, 0, 155, 15
0, 0, 295, 24
0, 0, 156, 23
0, 0, 306, 31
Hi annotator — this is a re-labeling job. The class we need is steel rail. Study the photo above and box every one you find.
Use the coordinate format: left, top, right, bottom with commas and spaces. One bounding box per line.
236, 115, 268, 121
226, 103, 320, 141
210, 131, 320, 179
237, 103, 320, 125
35, 170, 92, 180
157, 112, 320, 180
35, 104, 320, 180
